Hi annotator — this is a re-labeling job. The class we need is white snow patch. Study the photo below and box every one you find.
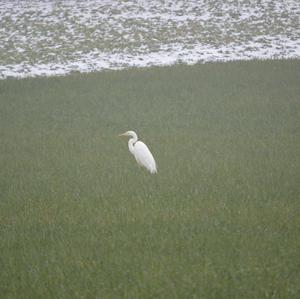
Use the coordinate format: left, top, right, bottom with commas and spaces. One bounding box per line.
0, 0, 299, 79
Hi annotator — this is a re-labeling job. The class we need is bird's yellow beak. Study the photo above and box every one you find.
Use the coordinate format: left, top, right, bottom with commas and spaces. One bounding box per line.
118, 133, 125, 137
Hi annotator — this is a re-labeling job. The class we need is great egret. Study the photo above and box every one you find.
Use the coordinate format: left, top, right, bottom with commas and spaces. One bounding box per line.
119, 131, 157, 174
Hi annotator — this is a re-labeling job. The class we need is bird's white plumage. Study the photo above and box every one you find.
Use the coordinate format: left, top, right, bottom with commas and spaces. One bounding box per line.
133, 141, 157, 173
119, 130, 157, 174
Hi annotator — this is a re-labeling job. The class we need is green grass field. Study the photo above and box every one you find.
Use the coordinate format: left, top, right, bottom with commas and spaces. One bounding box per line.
0, 60, 300, 298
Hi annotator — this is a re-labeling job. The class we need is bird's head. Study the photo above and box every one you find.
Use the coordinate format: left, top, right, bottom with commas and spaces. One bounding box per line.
118, 131, 137, 139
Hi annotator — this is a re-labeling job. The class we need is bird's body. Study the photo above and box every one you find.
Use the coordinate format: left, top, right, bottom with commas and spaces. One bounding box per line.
119, 131, 157, 174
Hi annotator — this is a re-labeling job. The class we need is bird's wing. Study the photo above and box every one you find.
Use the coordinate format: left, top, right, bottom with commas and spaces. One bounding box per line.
134, 141, 157, 174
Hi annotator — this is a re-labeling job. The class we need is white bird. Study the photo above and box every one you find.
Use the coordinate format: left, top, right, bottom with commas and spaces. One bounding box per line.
119, 131, 157, 174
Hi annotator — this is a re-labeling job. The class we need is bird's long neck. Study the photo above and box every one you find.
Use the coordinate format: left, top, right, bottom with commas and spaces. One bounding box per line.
128, 134, 138, 155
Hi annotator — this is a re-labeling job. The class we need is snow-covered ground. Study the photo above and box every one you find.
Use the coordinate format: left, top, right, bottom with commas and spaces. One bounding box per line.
0, 0, 299, 79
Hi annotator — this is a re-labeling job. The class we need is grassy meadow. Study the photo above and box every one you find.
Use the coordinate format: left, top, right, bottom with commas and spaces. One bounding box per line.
0, 60, 300, 298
